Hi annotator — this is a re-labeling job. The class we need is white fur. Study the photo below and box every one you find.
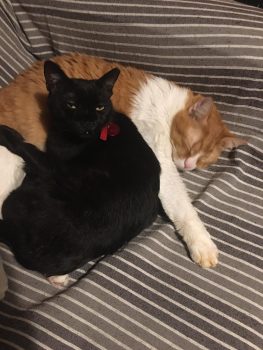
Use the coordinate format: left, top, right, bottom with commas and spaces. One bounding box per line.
48, 274, 69, 288
0, 146, 25, 218
0, 146, 25, 298
130, 77, 218, 268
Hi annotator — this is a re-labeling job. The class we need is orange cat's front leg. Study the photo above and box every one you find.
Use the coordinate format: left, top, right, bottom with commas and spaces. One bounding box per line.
158, 155, 219, 268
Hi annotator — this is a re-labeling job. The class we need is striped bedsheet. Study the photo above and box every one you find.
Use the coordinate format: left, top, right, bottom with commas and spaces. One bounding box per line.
0, 1, 262, 349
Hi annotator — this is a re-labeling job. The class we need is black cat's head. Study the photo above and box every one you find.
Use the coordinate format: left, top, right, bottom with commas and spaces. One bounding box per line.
44, 61, 120, 139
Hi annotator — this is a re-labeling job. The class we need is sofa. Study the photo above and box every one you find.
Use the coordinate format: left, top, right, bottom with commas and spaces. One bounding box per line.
0, 1, 262, 349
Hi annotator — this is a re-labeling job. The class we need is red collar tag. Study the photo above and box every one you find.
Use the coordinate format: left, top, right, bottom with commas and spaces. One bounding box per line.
100, 122, 120, 141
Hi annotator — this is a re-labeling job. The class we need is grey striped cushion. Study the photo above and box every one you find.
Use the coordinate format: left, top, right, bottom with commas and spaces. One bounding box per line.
0, 1, 262, 349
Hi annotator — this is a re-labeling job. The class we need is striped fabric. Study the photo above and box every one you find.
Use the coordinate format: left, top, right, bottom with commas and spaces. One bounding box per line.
0, 0, 263, 349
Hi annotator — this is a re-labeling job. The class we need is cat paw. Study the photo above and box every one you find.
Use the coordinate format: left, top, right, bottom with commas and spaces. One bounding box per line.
188, 236, 219, 268
48, 274, 69, 288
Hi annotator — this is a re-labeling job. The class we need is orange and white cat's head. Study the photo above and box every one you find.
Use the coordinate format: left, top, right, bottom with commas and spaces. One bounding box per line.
170, 92, 247, 170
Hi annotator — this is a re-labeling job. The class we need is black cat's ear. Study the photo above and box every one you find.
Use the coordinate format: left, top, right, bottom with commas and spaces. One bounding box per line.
98, 68, 120, 96
44, 61, 68, 92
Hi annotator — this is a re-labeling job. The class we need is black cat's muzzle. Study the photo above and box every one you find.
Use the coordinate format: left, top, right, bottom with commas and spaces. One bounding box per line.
77, 120, 105, 139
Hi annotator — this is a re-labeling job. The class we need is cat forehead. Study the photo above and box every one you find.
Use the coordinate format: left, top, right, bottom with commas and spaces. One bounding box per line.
71, 78, 97, 91
186, 126, 203, 144
63, 79, 101, 100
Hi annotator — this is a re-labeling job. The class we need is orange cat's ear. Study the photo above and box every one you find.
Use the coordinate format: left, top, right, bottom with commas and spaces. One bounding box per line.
220, 136, 247, 150
189, 97, 213, 121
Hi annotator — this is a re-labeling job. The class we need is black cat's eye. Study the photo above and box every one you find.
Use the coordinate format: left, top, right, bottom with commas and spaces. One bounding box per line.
67, 102, 77, 110
96, 105, 105, 112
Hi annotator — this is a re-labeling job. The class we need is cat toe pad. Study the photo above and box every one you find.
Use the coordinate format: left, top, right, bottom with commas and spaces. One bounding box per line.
189, 237, 219, 268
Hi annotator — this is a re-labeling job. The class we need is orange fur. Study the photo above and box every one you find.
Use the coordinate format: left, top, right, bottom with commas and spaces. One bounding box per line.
0, 53, 245, 166
171, 91, 246, 169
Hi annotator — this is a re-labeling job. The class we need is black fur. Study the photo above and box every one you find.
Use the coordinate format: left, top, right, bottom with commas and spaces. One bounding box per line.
0, 61, 160, 277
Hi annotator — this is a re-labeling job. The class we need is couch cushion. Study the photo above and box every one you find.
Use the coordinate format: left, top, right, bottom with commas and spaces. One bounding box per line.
0, 1, 262, 349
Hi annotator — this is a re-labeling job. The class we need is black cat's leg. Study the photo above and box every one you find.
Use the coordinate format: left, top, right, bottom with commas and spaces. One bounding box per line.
18, 143, 48, 174
6, 142, 47, 176
0, 125, 47, 173
0, 125, 24, 150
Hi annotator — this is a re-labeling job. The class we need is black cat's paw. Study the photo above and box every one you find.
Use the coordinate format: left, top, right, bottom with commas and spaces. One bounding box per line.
0, 125, 24, 148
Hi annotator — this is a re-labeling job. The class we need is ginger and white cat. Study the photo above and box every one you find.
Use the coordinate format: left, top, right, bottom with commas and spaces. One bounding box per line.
0, 53, 246, 268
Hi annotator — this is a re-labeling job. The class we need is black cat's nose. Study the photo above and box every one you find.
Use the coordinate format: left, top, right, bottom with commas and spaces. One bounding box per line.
79, 120, 97, 137
84, 121, 96, 129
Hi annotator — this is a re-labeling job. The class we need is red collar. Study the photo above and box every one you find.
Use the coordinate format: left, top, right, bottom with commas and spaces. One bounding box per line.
100, 122, 120, 141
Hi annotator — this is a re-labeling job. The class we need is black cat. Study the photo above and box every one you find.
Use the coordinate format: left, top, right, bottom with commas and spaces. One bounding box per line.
0, 61, 160, 286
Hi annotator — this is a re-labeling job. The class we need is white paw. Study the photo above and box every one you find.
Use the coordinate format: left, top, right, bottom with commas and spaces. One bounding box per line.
48, 274, 69, 288
188, 236, 219, 268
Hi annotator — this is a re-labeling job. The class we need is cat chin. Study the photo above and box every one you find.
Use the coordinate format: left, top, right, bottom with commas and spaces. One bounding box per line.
76, 129, 98, 139
79, 131, 92, 138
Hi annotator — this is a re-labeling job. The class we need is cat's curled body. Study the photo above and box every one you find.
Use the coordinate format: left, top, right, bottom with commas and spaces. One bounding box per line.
0, 53, 247, 268
0, 62, 160, 283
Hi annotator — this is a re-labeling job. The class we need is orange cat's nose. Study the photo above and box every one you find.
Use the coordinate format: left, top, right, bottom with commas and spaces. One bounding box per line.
184, 160, 195, 170
184, 154, 199, 170
172, 154, 199, 171
184, 160, 192, 170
